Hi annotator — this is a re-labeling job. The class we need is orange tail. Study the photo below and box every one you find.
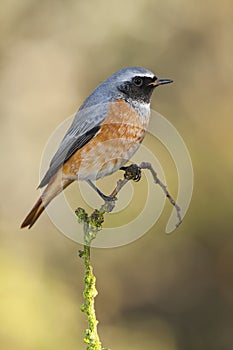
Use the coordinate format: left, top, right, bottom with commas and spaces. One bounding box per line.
21, 197, 45, 229
21, 174, 72, 229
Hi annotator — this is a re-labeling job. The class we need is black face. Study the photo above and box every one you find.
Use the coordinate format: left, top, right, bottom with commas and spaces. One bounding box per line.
118, 75, 157, 103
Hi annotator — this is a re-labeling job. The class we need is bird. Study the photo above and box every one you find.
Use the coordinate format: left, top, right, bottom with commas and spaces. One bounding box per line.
21, 66, 173, 229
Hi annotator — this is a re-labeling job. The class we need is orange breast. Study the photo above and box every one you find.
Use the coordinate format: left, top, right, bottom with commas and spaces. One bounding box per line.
62, 99, 149, 180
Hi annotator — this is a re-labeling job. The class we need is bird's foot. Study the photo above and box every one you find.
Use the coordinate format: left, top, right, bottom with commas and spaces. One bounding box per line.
100, 193, 117, 202
120, 164, 142, 182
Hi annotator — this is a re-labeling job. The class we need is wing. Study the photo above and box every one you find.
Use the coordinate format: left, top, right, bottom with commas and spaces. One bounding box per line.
38, 103, 109, 188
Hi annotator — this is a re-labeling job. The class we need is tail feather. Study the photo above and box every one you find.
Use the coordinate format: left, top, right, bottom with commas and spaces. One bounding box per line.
21, 174, 72, 229
21, 197, 45, 229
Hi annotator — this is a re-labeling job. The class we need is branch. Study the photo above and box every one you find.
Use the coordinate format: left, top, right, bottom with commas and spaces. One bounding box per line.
75, 162, 181, 349
75, 208, 104, 350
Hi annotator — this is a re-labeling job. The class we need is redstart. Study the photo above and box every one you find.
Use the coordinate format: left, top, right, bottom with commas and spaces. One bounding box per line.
21, 67, 172, 228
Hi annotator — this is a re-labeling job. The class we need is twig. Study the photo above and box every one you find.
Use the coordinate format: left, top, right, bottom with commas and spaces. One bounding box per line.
139, 162, 182, 228
101, 162, 182, 228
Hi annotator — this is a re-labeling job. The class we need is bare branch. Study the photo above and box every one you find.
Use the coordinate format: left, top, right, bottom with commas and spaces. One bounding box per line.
99, 162, 182, 229
140, 162, 182, 228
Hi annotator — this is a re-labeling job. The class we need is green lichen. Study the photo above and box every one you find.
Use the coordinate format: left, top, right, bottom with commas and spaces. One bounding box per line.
75, 163, 181, 349
75, 208, 105, 350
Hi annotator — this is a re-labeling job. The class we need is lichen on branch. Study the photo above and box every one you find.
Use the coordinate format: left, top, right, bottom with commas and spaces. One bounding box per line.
76, 162, 181, 349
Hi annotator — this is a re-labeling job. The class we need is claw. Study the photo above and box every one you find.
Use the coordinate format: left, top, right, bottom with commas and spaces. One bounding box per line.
120, 164, 142, 182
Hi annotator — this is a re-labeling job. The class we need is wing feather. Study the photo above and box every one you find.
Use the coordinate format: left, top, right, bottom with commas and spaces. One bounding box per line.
38, 103, 109, 188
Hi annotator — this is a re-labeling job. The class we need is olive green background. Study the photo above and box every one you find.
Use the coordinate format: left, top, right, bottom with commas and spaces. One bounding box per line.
0, 1, 233, 349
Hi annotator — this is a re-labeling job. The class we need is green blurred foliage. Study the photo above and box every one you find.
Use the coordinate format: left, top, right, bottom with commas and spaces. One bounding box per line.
0, 0, 233, 349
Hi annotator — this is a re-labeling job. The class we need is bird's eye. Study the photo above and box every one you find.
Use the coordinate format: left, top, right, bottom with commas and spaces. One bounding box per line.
133, 77, 143, 87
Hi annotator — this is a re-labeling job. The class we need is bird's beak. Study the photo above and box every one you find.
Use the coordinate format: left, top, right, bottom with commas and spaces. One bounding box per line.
147, 78, 173, 87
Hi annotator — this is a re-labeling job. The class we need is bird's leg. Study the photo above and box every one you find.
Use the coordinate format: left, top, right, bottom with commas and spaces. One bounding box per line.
120, 164, 141, 182
86, 180, 116, 202
87, 164, 141, 203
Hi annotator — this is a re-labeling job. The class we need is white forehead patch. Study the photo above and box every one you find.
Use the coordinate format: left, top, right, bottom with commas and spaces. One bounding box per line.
114, 68, 155, 83
134, 72, 154, 78
121, 71, 154, 82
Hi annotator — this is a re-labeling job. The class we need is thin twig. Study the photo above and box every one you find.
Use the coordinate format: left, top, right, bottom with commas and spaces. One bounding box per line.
99, 178, 129, 214
100, 162, 182, 228
140, 161, 182, 227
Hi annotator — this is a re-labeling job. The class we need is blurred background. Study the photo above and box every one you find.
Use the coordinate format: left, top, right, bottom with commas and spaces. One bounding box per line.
1, 0, 233, 349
